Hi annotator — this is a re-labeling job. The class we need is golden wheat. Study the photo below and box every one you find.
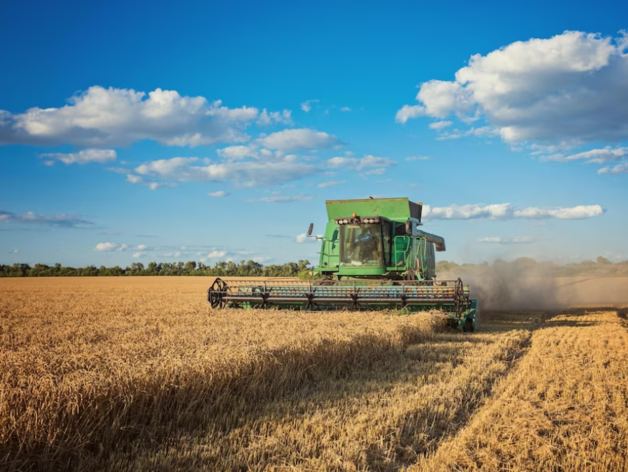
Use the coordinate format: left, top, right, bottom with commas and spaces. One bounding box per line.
1, 277, 626, 471
0, 277, 444, 470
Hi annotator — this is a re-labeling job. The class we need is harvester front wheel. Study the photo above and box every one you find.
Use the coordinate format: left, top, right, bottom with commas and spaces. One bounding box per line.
463, 317, 475, 333
208, 278, 227, 309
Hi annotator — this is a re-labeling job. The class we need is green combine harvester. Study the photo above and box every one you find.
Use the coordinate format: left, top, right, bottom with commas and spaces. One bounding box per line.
208, 198, 479, 331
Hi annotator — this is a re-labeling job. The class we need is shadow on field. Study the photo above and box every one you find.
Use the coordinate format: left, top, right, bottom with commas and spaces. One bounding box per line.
101, 311, 553, 471
7, 311, 561, 472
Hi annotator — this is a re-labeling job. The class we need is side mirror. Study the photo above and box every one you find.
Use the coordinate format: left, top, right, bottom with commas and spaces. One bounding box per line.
405, 219, 412, 235
307, 223, 314, 236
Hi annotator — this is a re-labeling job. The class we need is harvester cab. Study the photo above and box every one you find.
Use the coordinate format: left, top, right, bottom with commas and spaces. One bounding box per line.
312, 198, 443, 281
208, 197, 479, 331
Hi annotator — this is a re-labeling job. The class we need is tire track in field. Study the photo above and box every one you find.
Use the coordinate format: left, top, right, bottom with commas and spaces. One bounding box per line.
414, 308, 628, 472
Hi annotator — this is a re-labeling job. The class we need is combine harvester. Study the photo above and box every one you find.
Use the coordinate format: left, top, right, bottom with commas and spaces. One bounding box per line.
208, 198, 479, 331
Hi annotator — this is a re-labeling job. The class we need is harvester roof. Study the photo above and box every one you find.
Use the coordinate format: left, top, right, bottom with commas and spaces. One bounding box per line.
325, 197, 423, 223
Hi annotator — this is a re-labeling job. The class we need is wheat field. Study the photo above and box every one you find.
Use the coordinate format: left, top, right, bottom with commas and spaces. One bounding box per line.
0, 277, 627, 471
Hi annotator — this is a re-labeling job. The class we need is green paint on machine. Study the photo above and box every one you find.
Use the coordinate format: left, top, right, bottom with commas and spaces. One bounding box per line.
208, 198, 479, 331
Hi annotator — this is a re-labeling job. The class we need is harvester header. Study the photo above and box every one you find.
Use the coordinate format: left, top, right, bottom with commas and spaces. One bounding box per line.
208, 197, 479, 331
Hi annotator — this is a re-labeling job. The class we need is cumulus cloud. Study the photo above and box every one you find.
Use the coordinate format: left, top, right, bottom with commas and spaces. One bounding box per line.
135, 155, 319, 187
318, 180, 346, 188
207, 250, 227, 258
0, 86, 259, 147
395, 105, 426, 124
423, 203, 604, 220
257, 128, 342, 151
598, 162, 628, 174
94, 242, 129, 252
208, 190, 229, 197
428, 121, 453, 130
38, 149, 117, 165
327, 155, 396, 171
256, 109, 292, 126
300, 99, 319, 112
217, 145, 260, 160
340, 107, 351, 112
137, 244, 148, 250
0, 209, 94, 228
132, 252, 145, 258
478, 236, 534, 244
397, 31, 628, 144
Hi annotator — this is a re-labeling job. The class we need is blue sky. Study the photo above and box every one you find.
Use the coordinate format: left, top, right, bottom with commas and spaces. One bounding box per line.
1, 0, 627, 267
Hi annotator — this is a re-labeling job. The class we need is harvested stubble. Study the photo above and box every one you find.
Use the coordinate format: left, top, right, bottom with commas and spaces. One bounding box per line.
414, 307, 628, 471
0, 277, 445, 470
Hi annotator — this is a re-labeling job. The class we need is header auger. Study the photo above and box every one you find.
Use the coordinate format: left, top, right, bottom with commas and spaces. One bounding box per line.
208, 198, 479, 331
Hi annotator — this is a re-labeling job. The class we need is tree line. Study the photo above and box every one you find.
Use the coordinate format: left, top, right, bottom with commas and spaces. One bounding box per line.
1, 256, 627, 278
0, 260, 312, 278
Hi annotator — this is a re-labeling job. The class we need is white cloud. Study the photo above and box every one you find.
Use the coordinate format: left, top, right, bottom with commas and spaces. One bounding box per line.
135, 155, 319, 187
94, 242, 129, 252
217, 145, 259, 160
395, 105, 425, 124
256, 128, 342, 151
126, 173, 176, 190
0, 86, 259, 147
428, 121, 453, 130
327, 155, 396, 171
513, 206, 605, 219
405, 156, 429, 161
38, 149, 117, 165
397, 31, 628, 144
208, 190, 229, 197
423, 203, 604, 220
318, 180, 346, 188
0, 209, 93, 228
340, 107, 351, 112
161, 252, 182, 258
598, 163, 628, 174
478, 236, 534, 244
256, 109, 292, 126
137, 244, 148, 250
300, 99, 319, 112
249, 195, 313, 203
546, 146, 628, 163
132, 252, 146, 258
9, 249, 20, 254
207, 250, 227, 258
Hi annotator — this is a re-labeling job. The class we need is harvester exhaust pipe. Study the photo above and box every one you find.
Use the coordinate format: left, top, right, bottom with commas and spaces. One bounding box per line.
416, 230, 446, 252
